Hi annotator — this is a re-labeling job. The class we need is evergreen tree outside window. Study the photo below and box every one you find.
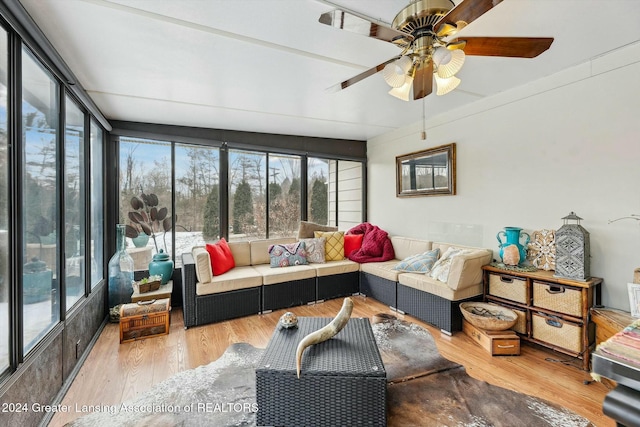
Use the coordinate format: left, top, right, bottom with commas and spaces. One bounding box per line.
229, 150, 265, 240
308, 157, 330, 225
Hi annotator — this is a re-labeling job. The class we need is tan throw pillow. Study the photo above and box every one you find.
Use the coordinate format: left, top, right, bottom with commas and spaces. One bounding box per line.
298, 220, 338, 239
314, 231, 344, 261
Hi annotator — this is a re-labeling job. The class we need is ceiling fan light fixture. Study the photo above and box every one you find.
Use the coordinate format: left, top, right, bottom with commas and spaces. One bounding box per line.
434, 74, 460, 96
434, 48, 465, 78
388, 75, 414, 101
382, 56, 412, 87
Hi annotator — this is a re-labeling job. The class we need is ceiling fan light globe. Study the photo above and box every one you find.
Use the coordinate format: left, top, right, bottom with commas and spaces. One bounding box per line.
382, 63, 407, 88
434, 74, 460, 95
432, 47, 452, 66
388, 76, 414, 101
436, 49, 465, 78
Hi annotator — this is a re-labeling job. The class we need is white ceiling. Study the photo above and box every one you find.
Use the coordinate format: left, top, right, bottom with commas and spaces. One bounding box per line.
18, 0, 640, 141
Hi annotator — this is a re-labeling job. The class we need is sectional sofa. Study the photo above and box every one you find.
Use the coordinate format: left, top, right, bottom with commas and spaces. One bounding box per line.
181, 235, 492, 334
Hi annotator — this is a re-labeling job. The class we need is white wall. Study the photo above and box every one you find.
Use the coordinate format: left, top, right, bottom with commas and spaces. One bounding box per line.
367, 42, 640, 311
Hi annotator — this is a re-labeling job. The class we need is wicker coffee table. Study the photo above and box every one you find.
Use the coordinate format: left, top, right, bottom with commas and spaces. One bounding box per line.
256, 317, 386, 427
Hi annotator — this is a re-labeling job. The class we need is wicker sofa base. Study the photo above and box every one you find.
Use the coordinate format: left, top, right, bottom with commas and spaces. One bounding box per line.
196, 287, 262, 326
316, 272, 359, 301
396, 283, 481, 334
262, 277, 316, 312
360, 272, 397, 309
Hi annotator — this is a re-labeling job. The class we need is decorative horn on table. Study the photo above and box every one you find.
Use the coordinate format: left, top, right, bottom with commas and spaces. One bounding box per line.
295, 297, 354, 379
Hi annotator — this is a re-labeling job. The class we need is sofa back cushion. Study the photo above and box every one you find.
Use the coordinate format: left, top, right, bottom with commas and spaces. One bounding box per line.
250, 238, 296, 265
228, 241, 251, 267
192, 246, 212, 284
298, 220, 338, 239
432, 242, 493, 290
390, 236, 432, 261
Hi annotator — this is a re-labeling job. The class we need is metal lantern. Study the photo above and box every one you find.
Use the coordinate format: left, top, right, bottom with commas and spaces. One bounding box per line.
554, 212, 590, 281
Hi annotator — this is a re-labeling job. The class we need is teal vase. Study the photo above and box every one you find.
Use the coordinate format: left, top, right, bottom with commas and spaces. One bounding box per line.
496, 227, 531, 265
149, 249, 174, 284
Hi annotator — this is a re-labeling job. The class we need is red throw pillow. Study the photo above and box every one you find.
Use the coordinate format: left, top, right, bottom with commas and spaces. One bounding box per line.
205, 238, 235, 276
344, 234, 364, 257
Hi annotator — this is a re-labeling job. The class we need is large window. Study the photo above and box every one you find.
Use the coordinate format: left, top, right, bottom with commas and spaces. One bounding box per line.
0, 27, 8, 372
90, 120, 104, 288
268, 154, 301, 238
64, 96, 85, 308
229, 149, 266, 241
118, 137, 173, 264
308, 157, 330, 225
22, 47, 60, 353
117, 138, 365, 256
0, 18, 107, 381
175, 143, 220, 256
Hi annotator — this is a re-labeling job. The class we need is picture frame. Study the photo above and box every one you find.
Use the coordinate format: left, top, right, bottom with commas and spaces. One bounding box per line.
396, 143, 456, 197
628, 283, 640, 318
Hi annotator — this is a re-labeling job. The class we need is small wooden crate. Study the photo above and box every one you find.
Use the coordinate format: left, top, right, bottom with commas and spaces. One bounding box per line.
463, 320, 520, 356
120, 298, 170, 343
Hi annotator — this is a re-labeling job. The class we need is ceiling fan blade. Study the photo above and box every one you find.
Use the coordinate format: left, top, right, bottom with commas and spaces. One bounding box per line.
326, 56, 402, 93
319, 10, 413, 45
435, 0, 503, 33
462, 37, 554, 58
413, 61, 433, 100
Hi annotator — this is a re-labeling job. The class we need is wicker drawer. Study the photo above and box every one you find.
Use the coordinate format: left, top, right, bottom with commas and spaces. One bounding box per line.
503, 303, 527, 335
533, 281, 586, 317
488, 273, 527, 304
532, 312, 584, 353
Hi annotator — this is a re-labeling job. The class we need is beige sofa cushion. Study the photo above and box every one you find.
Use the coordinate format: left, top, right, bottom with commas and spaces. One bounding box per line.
250, 238, 296, 265
312, 259, 360, 277
252, 264, 316, 285
398, 273, 483, 301
431, 243, 492, 291
228, 241, 251, 267
196, 265, 262, 295
390, 236, 433, 261
298, 221, 338, 239
360, 260, 402, 282
192, 246, 212, 284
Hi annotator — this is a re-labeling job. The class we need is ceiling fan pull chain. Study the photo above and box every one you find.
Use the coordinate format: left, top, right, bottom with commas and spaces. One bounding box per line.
421, 97, 427, 140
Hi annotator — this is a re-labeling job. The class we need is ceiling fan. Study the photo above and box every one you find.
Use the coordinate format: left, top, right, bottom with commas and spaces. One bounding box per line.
320, 0, 554, 101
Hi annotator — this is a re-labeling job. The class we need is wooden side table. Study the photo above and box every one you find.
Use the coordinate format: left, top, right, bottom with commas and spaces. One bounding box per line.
591, 307, 635, 346
131, 280, 173, 303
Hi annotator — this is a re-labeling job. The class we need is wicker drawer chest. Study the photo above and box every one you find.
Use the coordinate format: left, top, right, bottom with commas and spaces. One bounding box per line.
482, 265, 602, 370
256, 317, 386, 427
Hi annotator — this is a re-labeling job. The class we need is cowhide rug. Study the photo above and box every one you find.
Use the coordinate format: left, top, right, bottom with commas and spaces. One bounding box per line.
67, 316, 594, 427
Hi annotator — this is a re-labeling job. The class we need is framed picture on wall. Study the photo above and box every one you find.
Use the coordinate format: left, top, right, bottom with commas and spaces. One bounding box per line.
628, 283, 640, 318
396, 143, 456, 197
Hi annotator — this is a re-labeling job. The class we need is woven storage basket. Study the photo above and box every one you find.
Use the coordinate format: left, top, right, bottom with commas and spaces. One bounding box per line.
488, 273, 527, 304
502, 303, 527, 335
134, 279, 161, 294
532, 312, 582, 353
532, 281, 585, 317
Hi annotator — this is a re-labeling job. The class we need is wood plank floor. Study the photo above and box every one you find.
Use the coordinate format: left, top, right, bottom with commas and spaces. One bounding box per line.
49, 296, 614, 426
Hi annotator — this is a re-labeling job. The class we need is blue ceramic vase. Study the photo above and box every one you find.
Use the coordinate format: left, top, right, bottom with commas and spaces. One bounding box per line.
496, 227, 530, 265
149, 249, 174, 284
